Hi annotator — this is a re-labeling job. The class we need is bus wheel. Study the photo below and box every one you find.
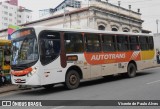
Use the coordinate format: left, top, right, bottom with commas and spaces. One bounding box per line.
127, 63, 136, 78
43, 84, 54, 89
65, 70, 80, 90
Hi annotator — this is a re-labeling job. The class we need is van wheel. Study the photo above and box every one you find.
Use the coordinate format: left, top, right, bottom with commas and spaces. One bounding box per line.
127, 63, 136, 78
65, 70, 80, 90
43, 84, 54, 89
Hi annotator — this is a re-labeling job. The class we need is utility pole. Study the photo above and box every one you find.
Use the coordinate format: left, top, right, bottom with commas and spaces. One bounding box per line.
63, 2, 66, 28
156, 19, 159, 33
87, 0, 90, 28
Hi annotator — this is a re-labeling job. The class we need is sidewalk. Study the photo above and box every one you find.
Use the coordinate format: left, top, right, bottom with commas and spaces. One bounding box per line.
0, 84, 39, 94
0, 84, 19, 94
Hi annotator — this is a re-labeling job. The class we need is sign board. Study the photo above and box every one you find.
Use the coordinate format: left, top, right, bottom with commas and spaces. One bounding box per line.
8, 24, 21, 40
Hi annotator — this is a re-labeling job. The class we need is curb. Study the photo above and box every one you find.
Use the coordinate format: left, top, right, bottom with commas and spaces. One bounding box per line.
0, 85, 41, 94
0, 85, 20, 94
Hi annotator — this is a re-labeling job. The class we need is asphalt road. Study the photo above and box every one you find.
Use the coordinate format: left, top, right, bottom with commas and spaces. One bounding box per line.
0, 67, 160, 109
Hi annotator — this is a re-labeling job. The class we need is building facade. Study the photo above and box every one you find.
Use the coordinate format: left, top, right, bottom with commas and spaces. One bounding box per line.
39, 0, 82, 18
40, 0, 143, 33
0, 0, 32, 30
0, 0, 147, 39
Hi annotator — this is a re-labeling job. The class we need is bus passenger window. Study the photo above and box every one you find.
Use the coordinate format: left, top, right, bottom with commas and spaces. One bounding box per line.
129, 36, 139, 51
102, 35, 116, 52
64, 33, 84, 53
139, 36, 149, 50
85, 34, 101, 52
117, 36, 129, 51
39, 31, 60, 65
148, 36, 154, 50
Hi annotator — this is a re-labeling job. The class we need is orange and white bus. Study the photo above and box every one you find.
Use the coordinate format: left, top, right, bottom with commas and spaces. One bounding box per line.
10, 27, 159, 89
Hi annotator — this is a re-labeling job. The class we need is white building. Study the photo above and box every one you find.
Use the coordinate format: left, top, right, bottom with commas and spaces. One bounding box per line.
38, 0, 144, 33
39, 0, 82, 18
0, 0, 32, 30
0, 0, 151, 39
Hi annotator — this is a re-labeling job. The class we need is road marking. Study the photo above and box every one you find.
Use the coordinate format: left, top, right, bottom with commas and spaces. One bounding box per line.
146, 80, 160, 85
51, 106, 65, 109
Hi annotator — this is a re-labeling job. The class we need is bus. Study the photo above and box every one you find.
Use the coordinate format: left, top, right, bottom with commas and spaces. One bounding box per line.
0, 39, 11, 81
10, 27, 159, 89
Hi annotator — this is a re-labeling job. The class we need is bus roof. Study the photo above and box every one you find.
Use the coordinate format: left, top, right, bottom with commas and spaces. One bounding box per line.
19, 26, 153, 37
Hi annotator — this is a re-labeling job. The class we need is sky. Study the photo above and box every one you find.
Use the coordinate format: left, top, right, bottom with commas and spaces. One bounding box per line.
1, 0, 160, 33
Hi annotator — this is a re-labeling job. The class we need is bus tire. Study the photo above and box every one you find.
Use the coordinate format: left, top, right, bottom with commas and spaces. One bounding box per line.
127, 63, 136, 78
65, 70, 80, 90
43, 84, 54, 89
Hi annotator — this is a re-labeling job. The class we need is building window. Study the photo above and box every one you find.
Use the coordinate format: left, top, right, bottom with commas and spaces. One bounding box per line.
9, 13, 12, 16
123, 30, 129, 32
98, 25, 105, 30
112, 28, 118, 31
111, 25, 119, 31
4, 23, 8, 26
133, 30, 139, 33
4, 17, 8, 20
64, 32, 84, 53
85, 34, 101, 52
18, 15, 21, 18
123, 27, 130, 32
17, 20, 21, 24
4, 11, 8, 15
75, 1, 81, 8
3, 5, 8, 9
9, 19, 12, 22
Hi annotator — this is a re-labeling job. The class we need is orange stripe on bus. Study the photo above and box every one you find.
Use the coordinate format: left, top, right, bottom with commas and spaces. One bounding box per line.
84, 51, 141, 65
11, 67, 32, 76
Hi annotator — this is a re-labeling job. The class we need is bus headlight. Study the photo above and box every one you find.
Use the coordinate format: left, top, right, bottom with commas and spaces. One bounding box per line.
27, 67, 37, 77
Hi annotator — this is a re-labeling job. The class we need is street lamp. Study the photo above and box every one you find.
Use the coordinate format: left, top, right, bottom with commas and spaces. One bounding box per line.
156, 19, 159, 33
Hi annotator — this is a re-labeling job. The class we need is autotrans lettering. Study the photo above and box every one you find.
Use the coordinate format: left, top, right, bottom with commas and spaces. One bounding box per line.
91, 53, 125, 61
84, 52, 131, 65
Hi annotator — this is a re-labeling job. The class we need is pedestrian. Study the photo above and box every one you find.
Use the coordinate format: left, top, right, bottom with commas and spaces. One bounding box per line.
4, 49, 11, 65
0, 72, 3, 86
156, 49, 160, 64
0, 72, 6, 86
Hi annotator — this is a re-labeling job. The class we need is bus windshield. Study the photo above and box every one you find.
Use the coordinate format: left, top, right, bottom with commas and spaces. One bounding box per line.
11, 28, 38, 69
